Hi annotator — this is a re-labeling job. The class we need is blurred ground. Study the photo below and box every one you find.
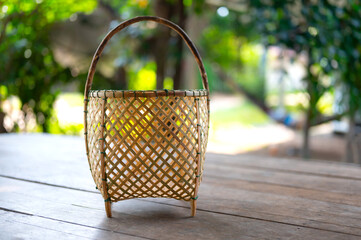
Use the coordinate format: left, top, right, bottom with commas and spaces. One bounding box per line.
208, 94, 293, 154
252, 125, 345, 162
209, 94, 344, 162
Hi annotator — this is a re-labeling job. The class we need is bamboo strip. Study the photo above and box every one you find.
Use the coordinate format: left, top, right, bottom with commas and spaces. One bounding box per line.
83, 100, 89, 167
84, 16, 209, 99
99, 97, 111, 217
89, 89, 208, 98
191, 97, 202, 216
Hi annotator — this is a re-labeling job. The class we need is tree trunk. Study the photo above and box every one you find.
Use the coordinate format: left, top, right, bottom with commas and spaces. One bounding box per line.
345, 112, 355, 163
0, 111, 7, 133
301, 52, 318, 159
173, 0, 187, 89
114, 66, 127, 90
183, 14, 208, 89
154, 0, 173, 89
301, 106, 311, 159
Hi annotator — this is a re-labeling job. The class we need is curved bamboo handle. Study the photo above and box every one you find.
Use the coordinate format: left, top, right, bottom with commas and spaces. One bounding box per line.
84, 16, 209, 98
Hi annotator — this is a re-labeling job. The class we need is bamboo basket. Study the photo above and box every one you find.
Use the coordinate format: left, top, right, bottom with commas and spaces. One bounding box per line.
84, 16, 210, 218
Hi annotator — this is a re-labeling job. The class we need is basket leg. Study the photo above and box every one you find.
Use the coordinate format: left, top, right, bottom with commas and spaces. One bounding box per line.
190, 199, 197, 217
105, 201, 112, 218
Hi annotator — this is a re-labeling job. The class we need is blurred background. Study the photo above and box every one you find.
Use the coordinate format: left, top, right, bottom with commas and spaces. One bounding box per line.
1, 0, 361, 164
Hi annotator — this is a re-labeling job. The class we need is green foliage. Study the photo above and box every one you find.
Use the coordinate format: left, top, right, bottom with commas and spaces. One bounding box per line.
127, 61, 175, 90
128, 62, 157, 90
48, 119, 83, 135
164, 77, 174, 89
0, 0, 97, 132
202, 26, 239, 69
201, 61, 222, 92
0, 85, 7, 101
0, 0, 208, 133
248, 0, 361, 121
3, 0, 360, 136
236, 43, 265, 101
201, 20, 265, 99
104, 0, 151, 17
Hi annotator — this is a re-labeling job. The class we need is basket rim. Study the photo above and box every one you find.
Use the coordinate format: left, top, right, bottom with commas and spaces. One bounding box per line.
88, 89, 209, 98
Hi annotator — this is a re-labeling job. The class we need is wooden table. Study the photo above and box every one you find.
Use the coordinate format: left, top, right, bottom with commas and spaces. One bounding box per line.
0, 134, 360, 239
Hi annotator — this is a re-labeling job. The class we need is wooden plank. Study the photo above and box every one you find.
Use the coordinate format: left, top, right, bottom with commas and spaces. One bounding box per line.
0, 134, 94, 191
205, 163, 361, 196
173, 177, 361, 235
2, 176, 361, 236
2, 173, 361, 236
207, 154, 361, 180
0, 213, 88, 240
206, 177, 361, 207
0, 210, 145, 240
1, 134, 360, 197
1, 134, 361, 237
0, 177, 359, 240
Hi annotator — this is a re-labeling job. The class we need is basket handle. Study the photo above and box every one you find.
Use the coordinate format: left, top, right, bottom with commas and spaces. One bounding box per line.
84, 16, 209, 98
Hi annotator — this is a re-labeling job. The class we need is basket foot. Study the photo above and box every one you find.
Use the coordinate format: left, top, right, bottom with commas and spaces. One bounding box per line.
190, 199, 197, 217
105, 201, 112, 218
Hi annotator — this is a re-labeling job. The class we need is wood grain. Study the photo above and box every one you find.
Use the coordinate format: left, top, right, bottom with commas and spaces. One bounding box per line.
1, 177, 359, 240
0, 134, 361, 239
0, 210, 145, 240
209, 153, 361, 180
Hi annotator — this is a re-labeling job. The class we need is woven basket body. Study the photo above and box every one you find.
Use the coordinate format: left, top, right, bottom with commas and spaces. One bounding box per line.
87, 90, 208, 201
84, 16, 209, 217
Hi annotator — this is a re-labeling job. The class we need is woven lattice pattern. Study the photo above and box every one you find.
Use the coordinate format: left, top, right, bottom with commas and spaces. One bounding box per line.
86, 91, 209, 202
198, 97, 209, 182
87, 98, 106, 196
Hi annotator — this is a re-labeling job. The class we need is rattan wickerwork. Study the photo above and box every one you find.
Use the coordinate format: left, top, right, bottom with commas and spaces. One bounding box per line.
87, 93, 208, 200
87, 97, 105, 195
84, 16, 209, 218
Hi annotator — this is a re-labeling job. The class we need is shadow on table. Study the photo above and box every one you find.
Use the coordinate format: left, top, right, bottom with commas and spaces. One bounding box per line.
94, 198, 242, 239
